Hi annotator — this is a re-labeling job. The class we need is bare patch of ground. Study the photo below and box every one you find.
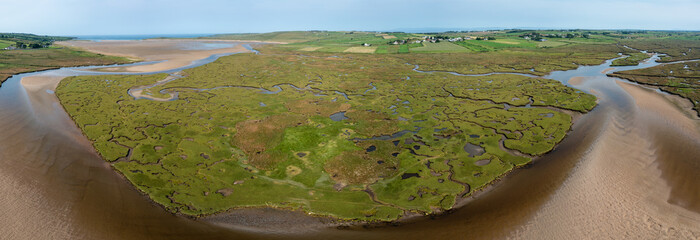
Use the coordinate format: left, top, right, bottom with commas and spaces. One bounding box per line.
343, 47, 377, 53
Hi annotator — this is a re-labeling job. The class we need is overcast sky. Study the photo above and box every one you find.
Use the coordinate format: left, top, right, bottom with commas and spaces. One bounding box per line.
2, 0, 699, 36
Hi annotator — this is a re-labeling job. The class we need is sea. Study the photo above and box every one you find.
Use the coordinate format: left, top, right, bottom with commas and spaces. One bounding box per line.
71, 33, 217, 41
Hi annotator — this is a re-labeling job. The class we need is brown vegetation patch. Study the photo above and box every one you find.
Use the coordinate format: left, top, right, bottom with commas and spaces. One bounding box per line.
324, 151, 391, 185
345, 110, 400, 136
343, 47, 377, 53
286, 99, 351, 116
216, 188, 233, 197
325, 140, 400, 185
233, 114, 306, 169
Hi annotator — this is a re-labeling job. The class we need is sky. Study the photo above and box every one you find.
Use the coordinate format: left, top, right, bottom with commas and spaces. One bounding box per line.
1, 0, 699, 36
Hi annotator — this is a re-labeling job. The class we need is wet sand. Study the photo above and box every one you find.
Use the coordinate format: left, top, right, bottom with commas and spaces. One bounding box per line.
57, 39, 250, 72
601, 67, 615, 74
506, 79, 700, 239
568, 76, 585, 85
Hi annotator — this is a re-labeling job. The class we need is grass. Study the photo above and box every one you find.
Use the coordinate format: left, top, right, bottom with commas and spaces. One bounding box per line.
0, 39, 13, 49
619, 38, 700, 62
56, 49, 596, 221
410, 42, 471, 53
611, 52, 649, 66
537, 40, 568, 48
453, 41, 491, 52
394, 43, 629, 76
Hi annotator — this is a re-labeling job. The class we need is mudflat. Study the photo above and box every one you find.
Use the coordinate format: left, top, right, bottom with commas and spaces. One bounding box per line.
56, 39, 251, 72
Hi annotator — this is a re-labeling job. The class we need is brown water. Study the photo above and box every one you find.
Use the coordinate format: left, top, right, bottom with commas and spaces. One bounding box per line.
0, 51, 698, 239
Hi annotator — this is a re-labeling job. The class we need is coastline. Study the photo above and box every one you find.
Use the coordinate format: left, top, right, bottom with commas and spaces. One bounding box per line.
55, 39, 255, 72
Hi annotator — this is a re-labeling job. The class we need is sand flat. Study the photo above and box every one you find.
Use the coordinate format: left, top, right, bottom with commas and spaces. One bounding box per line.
56, 39, 251, 72
568, 76, 586, 85
601, 67, 615, 74
510, 81, 700, 239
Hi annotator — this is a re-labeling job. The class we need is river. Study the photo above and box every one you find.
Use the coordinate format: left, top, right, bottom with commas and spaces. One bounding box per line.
0, 46, 698, 239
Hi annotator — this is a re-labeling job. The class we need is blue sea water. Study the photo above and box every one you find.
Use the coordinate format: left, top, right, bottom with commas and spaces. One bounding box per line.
71, 33, 216, 41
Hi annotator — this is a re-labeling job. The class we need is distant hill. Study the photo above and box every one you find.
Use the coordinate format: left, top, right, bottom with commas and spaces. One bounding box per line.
204, 31, 353, 43
0, 33, 74, 49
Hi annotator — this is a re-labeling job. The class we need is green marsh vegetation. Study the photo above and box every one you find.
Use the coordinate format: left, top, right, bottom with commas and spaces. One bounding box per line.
57, 47, 595, 221
619, 38, 700, 62
611, 52, 650, 66
54, 29, 699, 221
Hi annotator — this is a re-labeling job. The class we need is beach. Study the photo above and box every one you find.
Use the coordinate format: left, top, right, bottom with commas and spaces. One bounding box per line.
56, 39, 251, 72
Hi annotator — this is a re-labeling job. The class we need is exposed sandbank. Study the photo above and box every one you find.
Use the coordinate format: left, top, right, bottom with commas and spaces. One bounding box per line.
600, 67, 615, 74
568, 76, 585, 85
509, 81, 700, 239
56, 39, 252, 72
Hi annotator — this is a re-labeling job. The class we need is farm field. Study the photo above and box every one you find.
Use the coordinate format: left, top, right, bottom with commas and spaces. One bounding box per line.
0, 39, 13, 49
410, 42, 471, 53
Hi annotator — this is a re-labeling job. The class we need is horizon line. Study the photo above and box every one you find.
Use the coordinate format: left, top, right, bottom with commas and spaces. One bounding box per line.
8, 28, 700, 37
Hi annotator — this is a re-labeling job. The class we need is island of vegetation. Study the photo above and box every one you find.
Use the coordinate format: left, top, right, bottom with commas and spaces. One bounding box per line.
55, 30, 698, 221
0, 33, 131, 84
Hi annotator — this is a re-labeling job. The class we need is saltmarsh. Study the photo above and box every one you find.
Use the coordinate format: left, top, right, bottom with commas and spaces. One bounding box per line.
609, 61, 700, 116
56, 49, 595, 221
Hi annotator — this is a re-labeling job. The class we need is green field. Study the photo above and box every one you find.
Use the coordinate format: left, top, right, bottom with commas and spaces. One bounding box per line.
0, 39, 13, 49
410, 42, 471, 53
210, 31, 423, 54
536, 40, 569, 48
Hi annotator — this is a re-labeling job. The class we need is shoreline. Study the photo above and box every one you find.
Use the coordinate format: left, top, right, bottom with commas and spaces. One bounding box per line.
607, 73, 700, 117
56, 39, 256, 73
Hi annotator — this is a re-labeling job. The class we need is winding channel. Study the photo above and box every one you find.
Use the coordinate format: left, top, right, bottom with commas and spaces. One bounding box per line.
0, 45, 698, 239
